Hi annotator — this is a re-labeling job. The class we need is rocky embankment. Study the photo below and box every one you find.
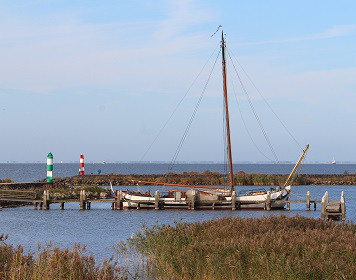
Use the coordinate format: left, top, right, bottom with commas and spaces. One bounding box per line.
44, 171, 356, 187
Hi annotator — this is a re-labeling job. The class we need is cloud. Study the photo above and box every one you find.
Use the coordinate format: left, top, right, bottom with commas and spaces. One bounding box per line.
0, 0, 216, 95
238, 24, 356, 46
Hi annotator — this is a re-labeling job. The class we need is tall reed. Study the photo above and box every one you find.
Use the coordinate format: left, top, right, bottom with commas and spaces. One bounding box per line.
124, 216, 356, 280
0, 235, 126, 280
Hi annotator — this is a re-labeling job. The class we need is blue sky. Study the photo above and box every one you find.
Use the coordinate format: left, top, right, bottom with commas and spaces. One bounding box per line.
0, 0, 355, 163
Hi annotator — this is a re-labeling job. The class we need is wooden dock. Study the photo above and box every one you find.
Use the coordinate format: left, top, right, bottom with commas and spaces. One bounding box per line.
0, 189, 346, 220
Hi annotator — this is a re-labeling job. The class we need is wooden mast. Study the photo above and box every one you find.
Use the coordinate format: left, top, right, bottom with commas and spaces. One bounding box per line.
221, 31, 235, 192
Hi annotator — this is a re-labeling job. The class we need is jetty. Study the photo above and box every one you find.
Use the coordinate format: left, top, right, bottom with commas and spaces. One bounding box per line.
0, 189, 346, 220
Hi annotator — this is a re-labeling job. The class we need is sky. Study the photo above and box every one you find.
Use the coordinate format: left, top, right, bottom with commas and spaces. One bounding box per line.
0, 0, 355, 163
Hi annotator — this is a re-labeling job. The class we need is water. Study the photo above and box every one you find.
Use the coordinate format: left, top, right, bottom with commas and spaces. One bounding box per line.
0, 185, 354, 260
0, 164, 354, 260
0, 163, 355, 182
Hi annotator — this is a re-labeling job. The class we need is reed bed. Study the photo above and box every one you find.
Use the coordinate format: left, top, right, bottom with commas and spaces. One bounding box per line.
124, 216, 356, 280
0, 235, 126, 280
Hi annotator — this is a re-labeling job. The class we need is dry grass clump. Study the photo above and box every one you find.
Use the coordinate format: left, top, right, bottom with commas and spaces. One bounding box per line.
0, 178, 13, 183
0, 235, 126, 280
125, 216, 356, 280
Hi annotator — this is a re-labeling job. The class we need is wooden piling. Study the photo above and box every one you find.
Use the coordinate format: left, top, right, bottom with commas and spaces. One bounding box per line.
87, 202, 91, 210
266, 191, 271, 211
115, 190, 123, 210
306, 191, 310, 211
80, 190, 86, 210
321, 191, 328, 220
154, 191, 160, 210
231, 191, 236, 211
137, 202, 140, 210
191, 190, 196, 210
33, 202, 38, 210
60, 202, 64, 210
340, 191, 346, 221
43, 190, 50, 210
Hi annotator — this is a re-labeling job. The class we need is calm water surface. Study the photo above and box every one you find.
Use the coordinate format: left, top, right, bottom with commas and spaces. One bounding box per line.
0, 185, 354, 260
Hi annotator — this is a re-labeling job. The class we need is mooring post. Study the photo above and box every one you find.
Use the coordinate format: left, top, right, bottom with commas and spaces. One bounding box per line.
87, 202, 91, 210
313, 201, 317, 211
43, 190, 50, 210
231, 191, 236, 211
321, 191, 328, 220
154, 191, 160, 210
33, 202, 38, 210
306, 191, 311, 211
118, 190, 123, 210
340, 191, 346, 221
287, 201, 291, 211
266, 191, 271, 211
137, 202, 140, 210
191, 190, 196, 210
111, 202, 115, 210
80, 190, 86, 210
60, 202, 64, 210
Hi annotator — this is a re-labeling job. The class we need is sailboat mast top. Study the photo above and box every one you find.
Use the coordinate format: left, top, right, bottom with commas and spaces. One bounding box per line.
221, 31, 235, 191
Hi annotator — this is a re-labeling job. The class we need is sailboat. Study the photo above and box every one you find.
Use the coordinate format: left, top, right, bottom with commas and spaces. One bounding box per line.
121, 30, 309, 210
332, 158, 336, 164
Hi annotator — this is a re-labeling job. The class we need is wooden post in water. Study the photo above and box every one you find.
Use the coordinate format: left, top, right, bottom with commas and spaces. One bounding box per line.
87, 202, 91, 210
154, 191, 160, 210
111, 202, 115, 210
231, 191, 236, 210
266, 191, 271, 211
321, 191, 328, 220
306, 191, 311, 211
340, 191, 346, 221
191, 190, 196, 210
80, 190, 86, 210
33, 202, 38, 210
137, 202, 141, 210
60, 202, 64, 210
115, 190, 123, 210
43, 190, 50, 210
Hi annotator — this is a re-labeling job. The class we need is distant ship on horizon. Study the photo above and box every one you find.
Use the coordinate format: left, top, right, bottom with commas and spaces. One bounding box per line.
332, 157, 336, 164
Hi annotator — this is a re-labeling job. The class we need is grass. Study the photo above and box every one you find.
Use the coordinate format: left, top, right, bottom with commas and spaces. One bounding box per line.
1, 216, 355, 279
122, 216, 356, 280
0, 235, 126, 280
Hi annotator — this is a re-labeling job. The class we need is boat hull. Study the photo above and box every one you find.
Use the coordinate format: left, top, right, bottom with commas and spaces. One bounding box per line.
122, 186, 290, 210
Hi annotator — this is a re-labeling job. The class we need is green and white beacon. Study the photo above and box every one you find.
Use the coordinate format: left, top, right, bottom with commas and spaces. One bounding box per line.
46, 152, 53, 183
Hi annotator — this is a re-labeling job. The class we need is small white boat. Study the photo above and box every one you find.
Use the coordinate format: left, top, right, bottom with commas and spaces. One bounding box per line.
332, 158, 336, 164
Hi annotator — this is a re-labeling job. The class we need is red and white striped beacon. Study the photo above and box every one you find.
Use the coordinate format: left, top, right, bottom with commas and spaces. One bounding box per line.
79, 154, 85, 175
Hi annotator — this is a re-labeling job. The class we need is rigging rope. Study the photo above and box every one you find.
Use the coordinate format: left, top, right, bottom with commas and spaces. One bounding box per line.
227, 48, 303, 151
168, 49, 221, 172
227, 59, 274, 161
140, 43, 220, 161
226, 49, 283, 174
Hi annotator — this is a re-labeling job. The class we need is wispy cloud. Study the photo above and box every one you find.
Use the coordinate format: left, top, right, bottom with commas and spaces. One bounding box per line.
239, 24, 356, 46
0, 0, 215, 95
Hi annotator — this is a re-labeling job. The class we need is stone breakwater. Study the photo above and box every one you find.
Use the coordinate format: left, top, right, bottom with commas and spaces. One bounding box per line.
0, 172, 355, 190
44, 172, 356, 187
